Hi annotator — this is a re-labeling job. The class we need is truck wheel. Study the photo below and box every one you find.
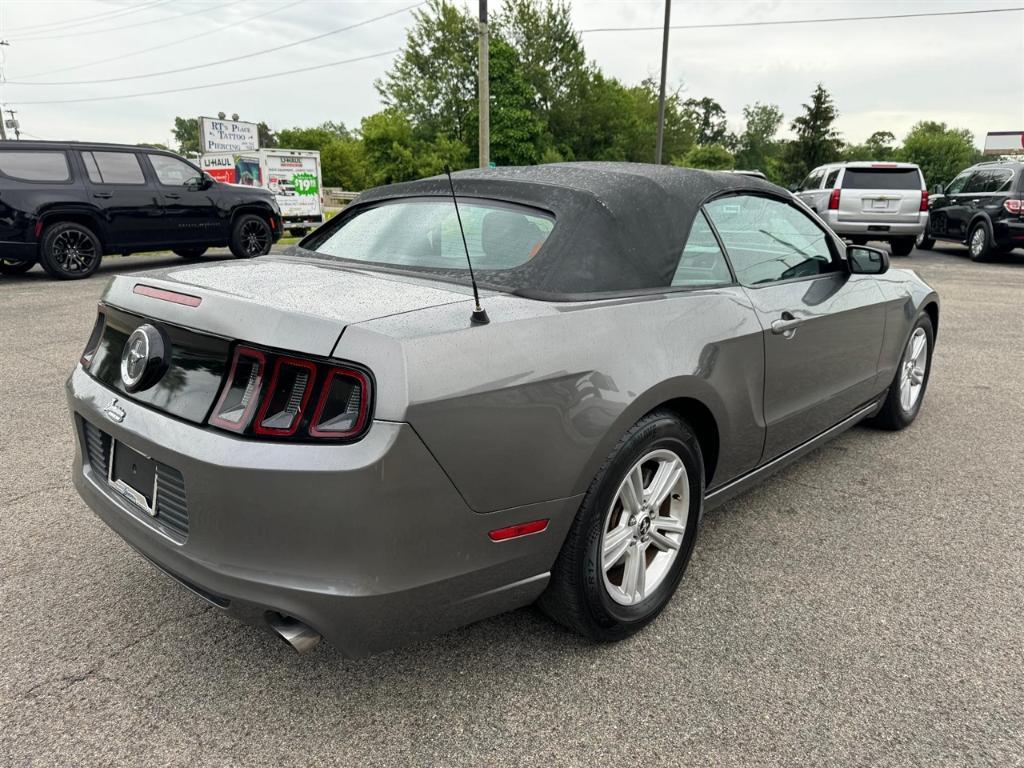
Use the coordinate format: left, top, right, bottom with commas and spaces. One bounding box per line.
173, 247, 208, 259
0, 258, 34, 275
915, 231, 935, 250
968, 222, 993, 262
39, 222, 103, 279
890, 237, 915, 257
230, 214, 272, 259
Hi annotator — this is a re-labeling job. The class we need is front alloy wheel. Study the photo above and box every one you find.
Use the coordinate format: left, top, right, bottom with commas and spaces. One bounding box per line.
601, 450, 689, 606
898, 327, 928, 414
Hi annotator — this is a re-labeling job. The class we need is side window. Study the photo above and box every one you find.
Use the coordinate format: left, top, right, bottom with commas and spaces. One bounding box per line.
945, 171, 973, 195
672, 211, 731, 287
798, 169, 822, 191
825, 169, 840, 188
962, 172, 992, 194
81, 151, 145, 185
0, 151, 71, 182
148, 154, 200, 186
704, 194, 837, 287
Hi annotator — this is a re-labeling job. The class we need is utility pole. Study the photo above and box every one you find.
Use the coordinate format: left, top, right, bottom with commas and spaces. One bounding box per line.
478, 0, 489, 169
5, 109, 19, 140
654, 0, 672, 164
0, 40, 9, 141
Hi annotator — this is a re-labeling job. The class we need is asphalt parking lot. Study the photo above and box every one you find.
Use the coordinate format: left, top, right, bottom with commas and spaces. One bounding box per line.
2, 244, 1022, 767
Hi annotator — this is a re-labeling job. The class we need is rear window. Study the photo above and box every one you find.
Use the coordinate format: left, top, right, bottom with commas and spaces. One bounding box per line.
0, 150, 70, 182
310, 198, 554, 272
841, 168, 921, 190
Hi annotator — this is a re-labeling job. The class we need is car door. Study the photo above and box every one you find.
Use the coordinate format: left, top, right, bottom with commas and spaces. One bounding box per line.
144, 153, 226, 245
930, 169, 974, 240
79, 150, 163, 250
704, 193, 886, 461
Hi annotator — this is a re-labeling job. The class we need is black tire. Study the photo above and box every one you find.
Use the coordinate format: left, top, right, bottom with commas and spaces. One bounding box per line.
0, 258, 34, 275
915, 231, 935, 250
967, 221, 993, 262
229, 214, 272, 259
173, 247, 208, 259
850, 236, 868, 246
538, 410, 703, 642
890, 237, 915, 257
38, 222, 103, 279
870, 313, 934, 431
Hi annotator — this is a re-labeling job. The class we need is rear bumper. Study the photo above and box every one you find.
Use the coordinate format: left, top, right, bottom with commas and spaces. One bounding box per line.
66, 367, 577, 657
994, 218, 1024, 247
823, 211, 926, 237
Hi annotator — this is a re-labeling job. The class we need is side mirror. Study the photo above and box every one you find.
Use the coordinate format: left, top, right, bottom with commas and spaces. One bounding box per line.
931, 183, 944, 195
199, 172, 215, 190
847, 245, 889, 275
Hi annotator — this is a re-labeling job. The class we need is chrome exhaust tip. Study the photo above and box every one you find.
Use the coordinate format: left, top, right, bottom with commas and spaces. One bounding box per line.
268, 613, 321, 654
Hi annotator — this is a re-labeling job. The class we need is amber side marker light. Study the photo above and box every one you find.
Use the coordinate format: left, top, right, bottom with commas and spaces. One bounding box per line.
488, 520, 549, 542
134, 284, 202, 307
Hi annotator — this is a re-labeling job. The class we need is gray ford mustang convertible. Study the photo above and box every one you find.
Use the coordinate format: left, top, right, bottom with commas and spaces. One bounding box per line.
67, 163, 938, 656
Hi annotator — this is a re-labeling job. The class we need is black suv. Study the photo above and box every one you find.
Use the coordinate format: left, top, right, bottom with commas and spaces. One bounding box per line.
917, 160, 1024, 261
0, 141, 282, 278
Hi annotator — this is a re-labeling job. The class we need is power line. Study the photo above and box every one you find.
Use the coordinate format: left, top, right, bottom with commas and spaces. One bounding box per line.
15, 0, 307, 80
578, 5, 1024, 33
15, 0, 245, 41
11, 49, 400, 105
3, 0, 172, 36
7, 2, 424, 86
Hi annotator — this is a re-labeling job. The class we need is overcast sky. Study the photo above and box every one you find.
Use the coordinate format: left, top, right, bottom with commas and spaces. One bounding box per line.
1, 0, 1021, 149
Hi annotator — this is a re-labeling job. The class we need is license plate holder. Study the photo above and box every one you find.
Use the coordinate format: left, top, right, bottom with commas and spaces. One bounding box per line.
108, 441, 157, 516
871, 199, 889, 209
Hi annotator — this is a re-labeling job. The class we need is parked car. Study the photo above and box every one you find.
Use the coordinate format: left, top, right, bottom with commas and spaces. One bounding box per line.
917, 160, 1024, 261
0, 141, 282, 279
67, 163, 938, 657
793, 161, 927, 256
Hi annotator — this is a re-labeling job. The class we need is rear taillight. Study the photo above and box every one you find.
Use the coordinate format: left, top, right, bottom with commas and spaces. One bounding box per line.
1004, 199, 1023, 215
828, 188, 841, 210
920, 190, 929, 211
80, 310, 105, 368
209, 345, 372, 441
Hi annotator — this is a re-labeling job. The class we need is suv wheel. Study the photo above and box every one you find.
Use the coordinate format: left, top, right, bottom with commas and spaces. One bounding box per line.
173, 247, 208, 259
538, 410, 702, 641
915, 231, 935, 250
0, 258, 34, 275
39, 222, 103, 279
230, 214, 272, 259
890, 237, 915, 257
968, 221, 993, 262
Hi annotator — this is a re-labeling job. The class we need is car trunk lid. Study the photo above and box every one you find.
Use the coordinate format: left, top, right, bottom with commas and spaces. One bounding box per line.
838, 166, 924, 224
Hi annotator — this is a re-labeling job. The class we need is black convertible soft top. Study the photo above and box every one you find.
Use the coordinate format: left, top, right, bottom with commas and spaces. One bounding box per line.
335, 162, 783, 299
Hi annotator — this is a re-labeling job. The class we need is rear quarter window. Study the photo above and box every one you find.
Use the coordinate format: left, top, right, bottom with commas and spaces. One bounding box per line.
841, 168, 922, 190
0, 150, 71, 182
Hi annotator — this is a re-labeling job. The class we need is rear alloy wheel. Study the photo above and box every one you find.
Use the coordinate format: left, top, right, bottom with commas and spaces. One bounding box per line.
173, 247, 208, 259
871, 314, 934, 430
538, 410, 702, 641
890, 237, 915, 257
915, 231, 935, 250
968, 222, 993, 262
0, 258, 34, 275
39, 222, 102, 279
230, 214, 272, 259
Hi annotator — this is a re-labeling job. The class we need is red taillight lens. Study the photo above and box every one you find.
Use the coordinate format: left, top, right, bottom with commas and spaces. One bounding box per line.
828, 188, 841, 210
80, 310, 105, 368
208, 346, 372, 441
1004, 199, 1023, 215
309, 368, 370, 438
209, 347, 266, 432
920, 190, 929, 211
254, 357, 317, 437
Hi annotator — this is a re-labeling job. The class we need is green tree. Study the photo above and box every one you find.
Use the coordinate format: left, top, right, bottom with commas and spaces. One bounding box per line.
785, 84, 842, 182
682, 97, 728, 146
360, 109, 469, 185
897, 121, 980, 188
842, 130, 897, 162
735, 102, 783, 178
172, 116, 200, 155
257, 121, 277, 148
674, 143, 735, 170
376, 0, 477, 143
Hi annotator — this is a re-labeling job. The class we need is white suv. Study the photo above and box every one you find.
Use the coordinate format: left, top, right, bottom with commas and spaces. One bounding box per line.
793, 162, 927, 256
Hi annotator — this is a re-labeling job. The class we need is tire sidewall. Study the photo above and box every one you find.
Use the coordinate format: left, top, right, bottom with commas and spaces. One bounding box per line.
577, 415, 703, 635
968, 221, 991, 262
893, 314, 935, 425
40, 222, 102, 279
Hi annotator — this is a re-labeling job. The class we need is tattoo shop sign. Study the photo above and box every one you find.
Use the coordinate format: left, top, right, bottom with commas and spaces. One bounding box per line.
199, 117, 259, 153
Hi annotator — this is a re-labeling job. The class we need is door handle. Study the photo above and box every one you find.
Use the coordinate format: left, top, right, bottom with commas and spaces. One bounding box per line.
92, 192, 112, 199
164, 193, 181, 199
771, 312, 803, 337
